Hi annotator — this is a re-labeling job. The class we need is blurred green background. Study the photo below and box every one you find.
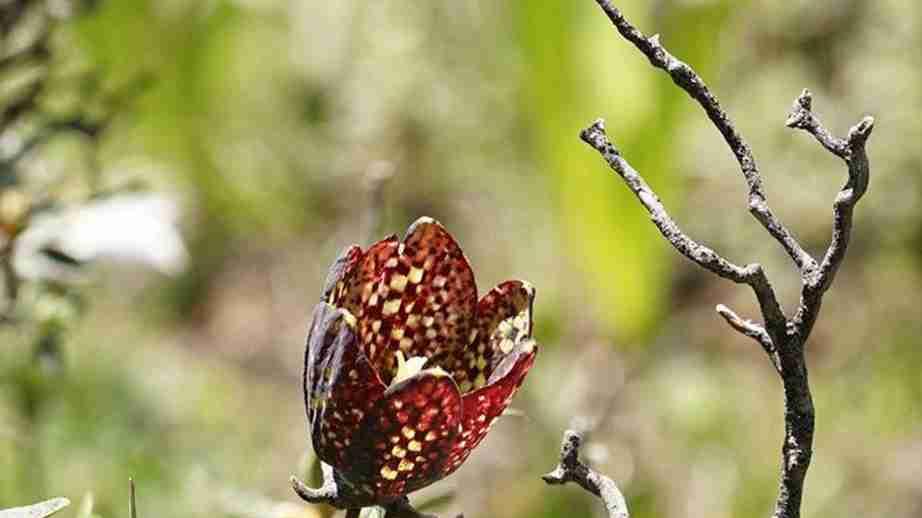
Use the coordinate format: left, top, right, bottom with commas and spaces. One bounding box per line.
2, 1, 921, 517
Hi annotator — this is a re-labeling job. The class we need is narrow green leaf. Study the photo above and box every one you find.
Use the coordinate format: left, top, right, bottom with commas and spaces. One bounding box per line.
128, 478, 137, 518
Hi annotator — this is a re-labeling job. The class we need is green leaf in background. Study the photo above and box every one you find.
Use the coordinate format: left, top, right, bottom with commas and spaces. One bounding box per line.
516, 1, 731, 343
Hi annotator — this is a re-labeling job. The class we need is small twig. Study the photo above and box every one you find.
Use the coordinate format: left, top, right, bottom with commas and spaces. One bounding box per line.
291, 464, 458, 518
579, 120, 787, 340
290, 463, 339, 506
786, 89, 874, 338
784, 90, 848, 157
716, 304, 780, 372
543, 430, 629, 518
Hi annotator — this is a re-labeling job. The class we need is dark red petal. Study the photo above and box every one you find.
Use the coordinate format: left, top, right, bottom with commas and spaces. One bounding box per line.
475, 280, 535, 341
337, 371, 463, 500
442, 280, 534, 393
355, 217, 478, 384
304, 303, 386, 471
336, 235, 399, 315
441, 340, 537, 477
323, 244, 363, 303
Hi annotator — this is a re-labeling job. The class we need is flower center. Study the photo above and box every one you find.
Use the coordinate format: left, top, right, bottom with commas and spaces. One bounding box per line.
390, 350, 448, 387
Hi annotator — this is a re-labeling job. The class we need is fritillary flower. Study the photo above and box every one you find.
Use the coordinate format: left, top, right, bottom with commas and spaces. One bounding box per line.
304, 217, 537, 506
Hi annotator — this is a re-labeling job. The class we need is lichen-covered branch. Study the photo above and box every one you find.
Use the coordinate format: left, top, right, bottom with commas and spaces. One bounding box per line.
542, 431, 629, 518
786, 89, 875, 338
568, 2, 875, 518
290, 464, 340, 507
592, 0, 816, 276
579, 120, 787, 338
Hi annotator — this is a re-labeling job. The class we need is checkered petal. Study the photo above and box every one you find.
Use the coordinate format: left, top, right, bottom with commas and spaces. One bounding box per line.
440, 280, 534, 392
348, 217, 478, 384
443, 339, 537, 476
334, 235, 400, 314
304, 303, 386, 471
322, 244, 363, 304
339, 371, 463, 500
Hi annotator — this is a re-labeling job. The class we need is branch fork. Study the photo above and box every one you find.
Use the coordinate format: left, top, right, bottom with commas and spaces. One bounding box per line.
542, 430, 630, 518
547, 2, 875, 518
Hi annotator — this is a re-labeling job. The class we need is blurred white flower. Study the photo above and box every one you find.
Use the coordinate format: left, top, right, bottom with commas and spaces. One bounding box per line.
13, 194, 188, 282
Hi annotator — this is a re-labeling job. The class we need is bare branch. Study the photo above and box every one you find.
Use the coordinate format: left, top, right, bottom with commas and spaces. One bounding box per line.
785, 89, 848, 158
290, 464, 339, 506
582, 3, 874, 518
715, 304, 780, 371
772, 365, 815, 518
543, 430, 629, 518
787, 90, 875, 338
593, 0, 815, 274
291, 465, 457, 518
579, 120, 787, 335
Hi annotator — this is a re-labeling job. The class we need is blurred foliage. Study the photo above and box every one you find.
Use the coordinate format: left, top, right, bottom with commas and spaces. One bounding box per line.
2, 1, 921, 518
517, 0, 732, 342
